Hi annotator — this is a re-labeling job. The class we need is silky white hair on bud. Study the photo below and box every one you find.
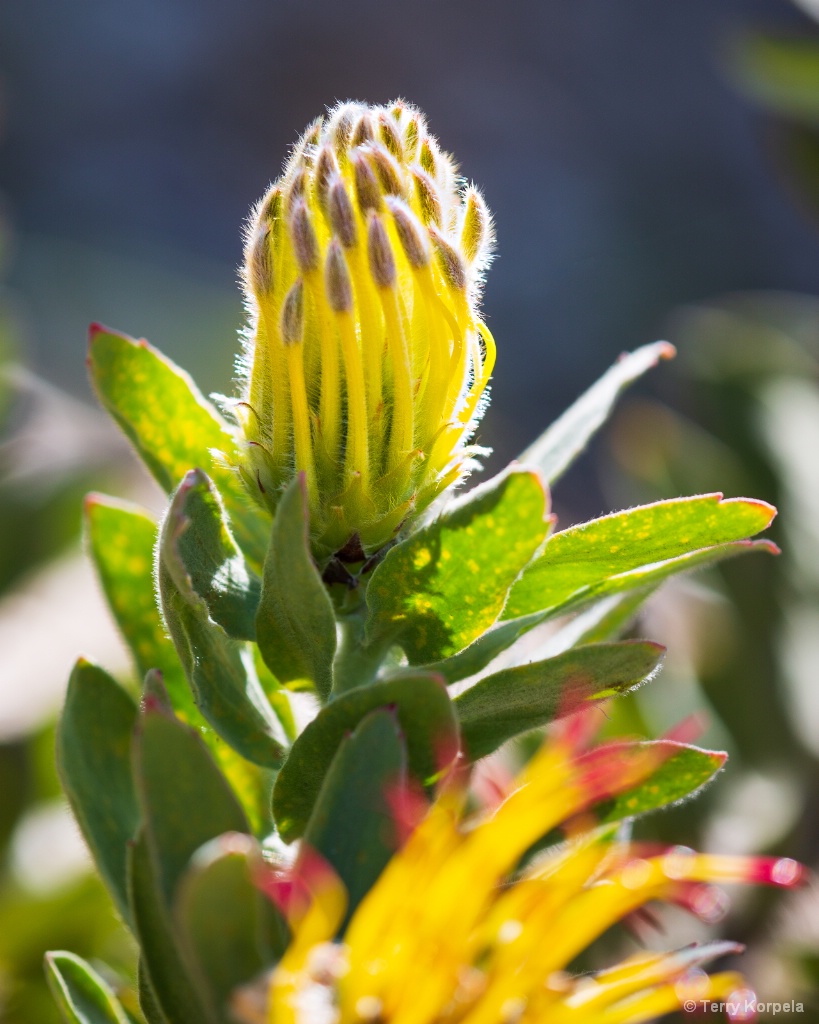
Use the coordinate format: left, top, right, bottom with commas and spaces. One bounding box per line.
367, 213, 397, 289
281, 279, 305, 345
386, 196, 429, 269
290, 200, 320, 273
352, 151, 383, 212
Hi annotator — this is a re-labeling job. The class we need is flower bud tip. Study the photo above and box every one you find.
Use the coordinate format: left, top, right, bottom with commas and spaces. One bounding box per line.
281, 280, 305, 345
367, 214, 397, 289
328, 178, 357, 248
353, 151, 382, 212
325, 241, 353, 313
387, 197, 429, 268
290, 201, 320, 273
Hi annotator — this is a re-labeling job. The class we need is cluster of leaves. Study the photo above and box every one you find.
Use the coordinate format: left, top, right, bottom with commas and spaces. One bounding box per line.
49, 327, 777, 1023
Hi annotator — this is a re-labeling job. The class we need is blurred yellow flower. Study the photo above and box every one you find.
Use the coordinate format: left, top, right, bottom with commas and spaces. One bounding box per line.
236, 726, 802, 1024
235, 100, 495, 559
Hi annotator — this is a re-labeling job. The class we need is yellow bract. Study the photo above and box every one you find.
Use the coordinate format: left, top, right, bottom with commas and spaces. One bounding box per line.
252, 733, 800, 1024
235, 100, 496, 559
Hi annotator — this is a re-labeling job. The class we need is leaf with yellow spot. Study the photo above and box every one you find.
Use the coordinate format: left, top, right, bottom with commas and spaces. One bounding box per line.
593, 741, 727, 823
432, 535, 777, 686
365, 469, 549, 665
503, 493, 776, 621
88, 324, 269, 567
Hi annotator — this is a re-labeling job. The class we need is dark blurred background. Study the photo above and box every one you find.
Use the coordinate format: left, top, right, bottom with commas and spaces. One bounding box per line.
1, 0, 817, 508
2, 1, 819, 1020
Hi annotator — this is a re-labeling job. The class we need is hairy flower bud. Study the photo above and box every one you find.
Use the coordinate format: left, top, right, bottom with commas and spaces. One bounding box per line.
236, 100, 496, 560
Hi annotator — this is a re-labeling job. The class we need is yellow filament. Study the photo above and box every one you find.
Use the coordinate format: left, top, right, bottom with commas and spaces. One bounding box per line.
348, 242, 385, 421
415, 268, 454, 446
306, 274, 341, 466
439, 291, 472, 423
257, 298, 291, 477
461, 320, 496, 424
379, 284, 414, 472
336, 310, 369, 486
285, 340, 317, 504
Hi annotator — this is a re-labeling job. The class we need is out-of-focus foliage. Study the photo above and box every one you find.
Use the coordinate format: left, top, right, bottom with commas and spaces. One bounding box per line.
603, 292, 819, 1011
0, 219, 138, 1023
728, 13, 819, 228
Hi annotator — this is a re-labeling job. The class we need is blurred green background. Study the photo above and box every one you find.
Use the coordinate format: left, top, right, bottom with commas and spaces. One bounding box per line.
1, 1, 819, 1020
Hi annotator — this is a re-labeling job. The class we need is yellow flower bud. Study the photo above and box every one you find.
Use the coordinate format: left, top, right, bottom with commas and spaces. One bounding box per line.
236, 100, 496, 560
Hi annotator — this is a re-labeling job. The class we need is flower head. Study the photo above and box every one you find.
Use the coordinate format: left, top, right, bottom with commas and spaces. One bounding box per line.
236, 726, 802, 1024
236, 101, 495, 559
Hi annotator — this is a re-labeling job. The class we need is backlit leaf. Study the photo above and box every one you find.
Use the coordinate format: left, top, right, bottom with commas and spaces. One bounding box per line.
57, 660, 138, 925
518, 341, 675, 484
504, 494, 776, 620
456, 641, 665, 761
45, 951, 131, 1024
366, 469, 549, 665
88, 324, 268, 566
273, 672, 457, 843
256, 476, 337, 700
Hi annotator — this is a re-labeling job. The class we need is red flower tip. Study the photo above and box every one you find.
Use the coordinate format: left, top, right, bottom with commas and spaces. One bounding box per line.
746, 856, 804, 888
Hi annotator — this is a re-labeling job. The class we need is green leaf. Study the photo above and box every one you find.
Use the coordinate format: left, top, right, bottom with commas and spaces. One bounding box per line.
137, 960, 168, 1024
45, 951, 130, 1024
729, 32, 819, 124
57, 660, 139, 925
159, 478, 287, 769
175, 834, 288, 1015
455, 641, 665, 761
87, 496, 278, 834
366, 469, 549, 665
166, 469, 260, 641
85, 496, 187, 700
547, 587, 657, 650
594, 741, 727, 823
131, 698, 263, 1023
273, 672, 457, 842
256, 475, 338, 700
303, 709, 407, 925
87, 324, 268, 566
128, 832, 214, 1024
518, 342, 675, 484
133, 699, 250, 906
503, 494, 776, 621
434, 536, 776, 685
423, 611, 549, 685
